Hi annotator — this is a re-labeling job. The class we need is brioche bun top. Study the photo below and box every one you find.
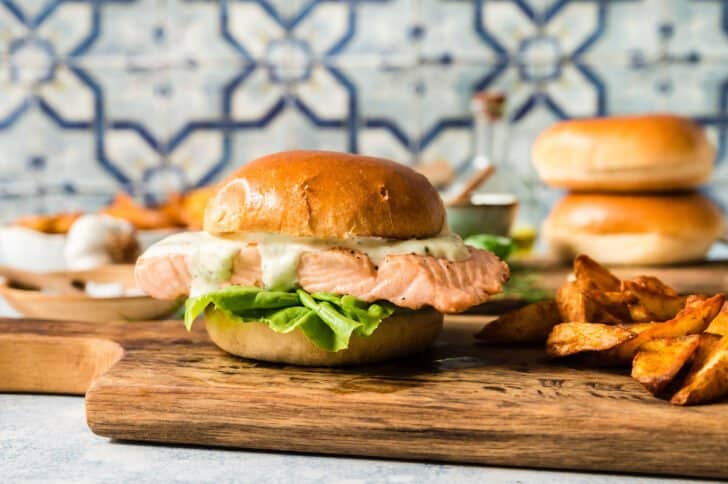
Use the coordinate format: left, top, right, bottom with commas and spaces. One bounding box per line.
204, 150, 446, 239
532, 114, 714, 191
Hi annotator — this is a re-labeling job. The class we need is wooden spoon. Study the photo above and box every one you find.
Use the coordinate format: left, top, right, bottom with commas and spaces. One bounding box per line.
446, 164, 496, 207
415, 159, 455, 189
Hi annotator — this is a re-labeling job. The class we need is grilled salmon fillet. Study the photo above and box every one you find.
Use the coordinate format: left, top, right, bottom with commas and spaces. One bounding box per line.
136, 245, 508, 313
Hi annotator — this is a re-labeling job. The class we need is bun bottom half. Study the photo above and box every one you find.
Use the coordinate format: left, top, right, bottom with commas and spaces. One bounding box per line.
542, 192, 725, 266
537, 161, 711, 193
205, 307, 443, 366
544, 228, 716, 266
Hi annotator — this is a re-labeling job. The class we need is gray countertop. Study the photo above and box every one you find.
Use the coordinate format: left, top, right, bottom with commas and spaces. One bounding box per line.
1, 394, 700, 484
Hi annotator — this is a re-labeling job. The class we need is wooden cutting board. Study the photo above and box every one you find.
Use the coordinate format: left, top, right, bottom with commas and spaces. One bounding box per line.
2, 317, 728, 479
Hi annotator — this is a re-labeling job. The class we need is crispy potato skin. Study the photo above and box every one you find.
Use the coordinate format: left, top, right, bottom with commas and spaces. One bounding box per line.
621, 277, 686, 322
546, 322, 635, 358
605, 294, 724, 365
475, 301, 561, 345
573, 254, 620, 292
706, 303, 728, 336
632, 335, 701, 396
556, 282, 624, 324
671, 333, 728, 405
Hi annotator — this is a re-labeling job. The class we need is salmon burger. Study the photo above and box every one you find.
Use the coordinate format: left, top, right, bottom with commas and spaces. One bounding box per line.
135, 151, 510, 366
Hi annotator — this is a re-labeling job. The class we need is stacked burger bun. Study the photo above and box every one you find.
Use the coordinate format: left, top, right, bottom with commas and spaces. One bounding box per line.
532, 114, 725, 265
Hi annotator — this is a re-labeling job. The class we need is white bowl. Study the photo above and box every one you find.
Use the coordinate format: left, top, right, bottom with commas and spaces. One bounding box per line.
0, 227, 67, 272
0, 225, 180, 272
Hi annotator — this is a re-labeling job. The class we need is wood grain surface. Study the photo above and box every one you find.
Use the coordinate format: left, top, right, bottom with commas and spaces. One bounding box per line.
2, 317, 728, 479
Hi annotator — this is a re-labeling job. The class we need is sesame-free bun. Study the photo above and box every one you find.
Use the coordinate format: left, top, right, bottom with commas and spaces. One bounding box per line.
204, 307, 443, 366
532, 114, 714, 192
543, 192, 725, 265
204, 150, 446, 239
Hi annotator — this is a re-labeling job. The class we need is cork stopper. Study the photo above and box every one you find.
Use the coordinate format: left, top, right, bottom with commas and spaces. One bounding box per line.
471, 91, 507, 121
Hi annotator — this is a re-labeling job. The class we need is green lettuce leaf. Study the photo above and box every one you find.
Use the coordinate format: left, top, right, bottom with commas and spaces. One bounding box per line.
184, 286, 396, 352
464, 234, 515, 260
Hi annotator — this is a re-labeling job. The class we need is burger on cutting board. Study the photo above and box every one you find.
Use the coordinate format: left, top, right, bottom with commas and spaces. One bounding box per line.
135, 151, 509, 365
532, 114, 726, 265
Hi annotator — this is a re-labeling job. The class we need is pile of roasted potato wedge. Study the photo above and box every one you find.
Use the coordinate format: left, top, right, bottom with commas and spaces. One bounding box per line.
14, 212, 82, 234
102, 187, 214, 230
101, 192, 180, 230
14, 187, 215, 234
476, 255, 728, 406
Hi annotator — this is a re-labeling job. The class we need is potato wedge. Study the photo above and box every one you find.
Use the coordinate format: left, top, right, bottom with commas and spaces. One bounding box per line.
50, 212, 83, 233
159, 192, 186, 226
586, 290, 631, 322
475, 301, 561, 345
546, 322, 635, 358
102, 193, 178, 230
181, 186, 216, 229
556, 282, 624, 325
705, 303, 728, 336
605, 294, 724, 365
623, 276, 678, 297
622, 322, 660, 334
621, 278, 685, 323
631, 335, 701, 396
555, 283, 588, 322
573, 254, 621, 292
671, 333, 728, 405
14, 212, 82, 234
685, 294, 708, 306
14, 214, 53, 232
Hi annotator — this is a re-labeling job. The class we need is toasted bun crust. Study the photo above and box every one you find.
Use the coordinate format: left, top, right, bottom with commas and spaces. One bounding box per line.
205, 308, 443, 366
532, 114, 714, 192
543, 192, 725, 265
204, 150, 446, 239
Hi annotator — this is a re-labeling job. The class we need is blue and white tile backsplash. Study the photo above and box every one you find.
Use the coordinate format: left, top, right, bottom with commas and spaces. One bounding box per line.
2, 0, 728, 221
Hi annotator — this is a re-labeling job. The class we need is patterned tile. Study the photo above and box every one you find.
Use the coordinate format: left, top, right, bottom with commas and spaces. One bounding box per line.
419, 0, 496, 62
161, 0, 240, 62
586, 0, 667, 63
337, 0, 419, 64
358, 125, 415, 163
0, 105, 112, 192
476, 0, 607, 118
600, 62, 728, 116
83, 0, 168, 61
230, 105, 349, 170
0, 0, 727, 211
226, 2, 287, 59
415, 63, 490, 152
664, 0, 728, 61
86, 59, 242, 189
347, 64, 421, 153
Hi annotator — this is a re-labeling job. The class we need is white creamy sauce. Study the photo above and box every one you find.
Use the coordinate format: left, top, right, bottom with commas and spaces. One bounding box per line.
189, 239, 239, 295
64, 214, 137, 270
84, 281, 145, 298
142, 231, 470, 295
256, 239, 312, 290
